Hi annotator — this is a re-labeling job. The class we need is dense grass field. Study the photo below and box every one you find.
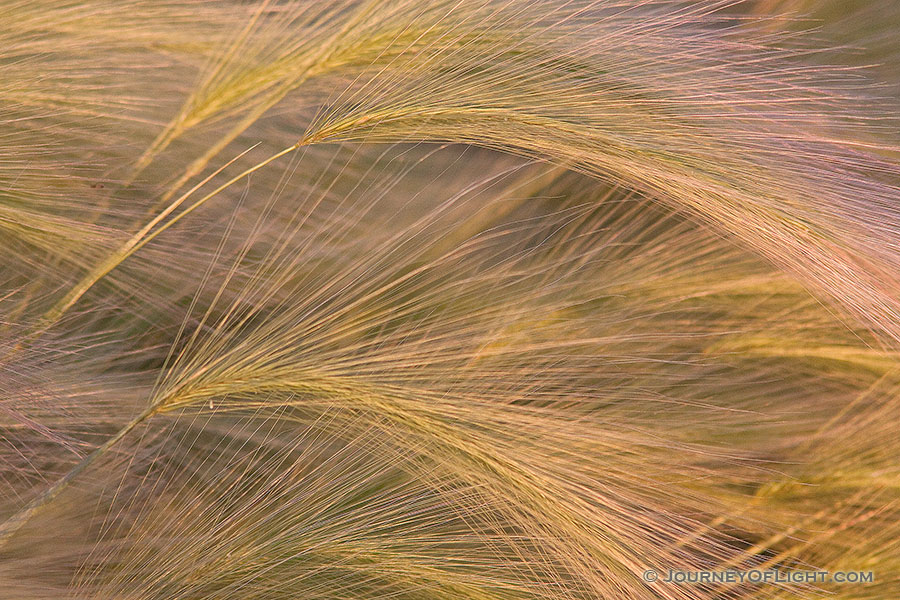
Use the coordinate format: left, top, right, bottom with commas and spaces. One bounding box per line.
1, 1, 899, 598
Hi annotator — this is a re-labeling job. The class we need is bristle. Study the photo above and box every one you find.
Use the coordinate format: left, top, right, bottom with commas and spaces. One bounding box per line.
1, 2, 899, 599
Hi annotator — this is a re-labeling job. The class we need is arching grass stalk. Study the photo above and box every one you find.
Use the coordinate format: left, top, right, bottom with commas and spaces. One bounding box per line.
23, 143, 306, 344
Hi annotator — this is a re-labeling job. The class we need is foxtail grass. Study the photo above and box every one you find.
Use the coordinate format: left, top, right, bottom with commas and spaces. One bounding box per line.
2, 2, 900, 599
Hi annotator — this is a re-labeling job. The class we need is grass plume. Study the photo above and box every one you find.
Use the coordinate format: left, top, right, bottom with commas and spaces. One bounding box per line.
2, 1, 900, 599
